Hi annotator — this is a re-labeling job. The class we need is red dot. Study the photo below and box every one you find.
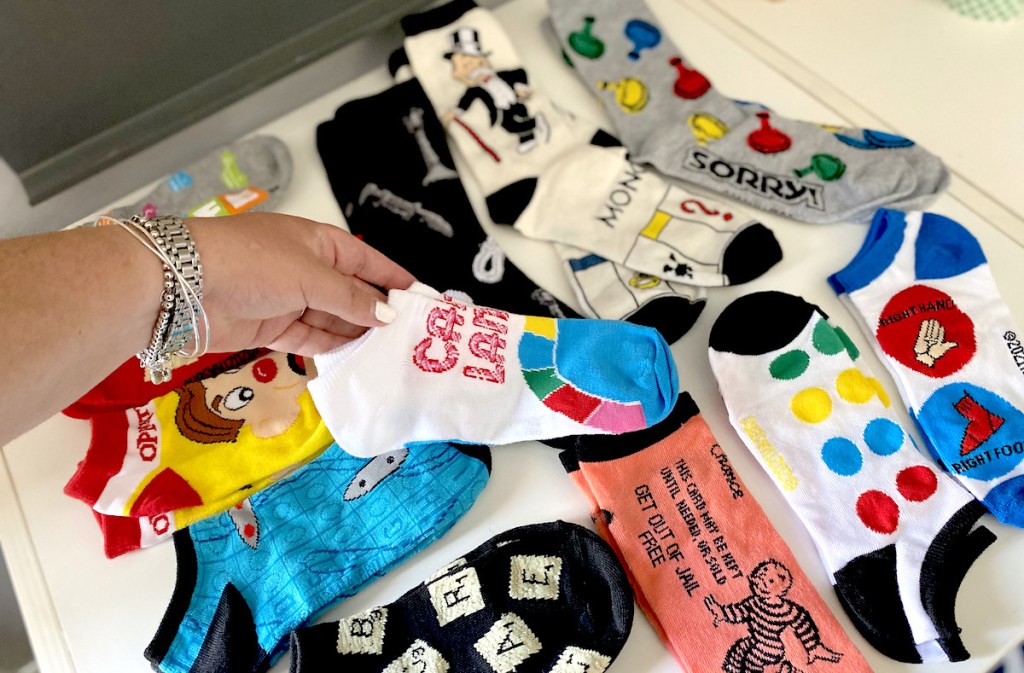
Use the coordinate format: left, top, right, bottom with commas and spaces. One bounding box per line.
856, 490, 900, 534
897, 466, 938, 502
243, 524, 255, 538
252, 357, 278, 383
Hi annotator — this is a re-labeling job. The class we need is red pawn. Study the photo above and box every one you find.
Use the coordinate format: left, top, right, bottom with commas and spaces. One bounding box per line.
748, 111, 792, 154
669, 56, 710, 99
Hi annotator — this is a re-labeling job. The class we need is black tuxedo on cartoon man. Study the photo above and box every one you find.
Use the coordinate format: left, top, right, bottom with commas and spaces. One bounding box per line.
455, 68, 537, 144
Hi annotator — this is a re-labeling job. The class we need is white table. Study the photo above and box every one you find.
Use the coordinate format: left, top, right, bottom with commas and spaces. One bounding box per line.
2, 0, 1023, 671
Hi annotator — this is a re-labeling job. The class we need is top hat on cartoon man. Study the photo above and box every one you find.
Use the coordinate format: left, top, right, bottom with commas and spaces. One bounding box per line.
444, 27, 492, 59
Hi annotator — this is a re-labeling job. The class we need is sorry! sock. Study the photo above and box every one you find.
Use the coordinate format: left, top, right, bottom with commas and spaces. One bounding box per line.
309, 283, 678, 457
547, 0, 938, 224
560, 393, 874, 672
829, 208, 1024, 528
288, 520, 633, 673
708, 291, 995, 662
145, 441, 490, 673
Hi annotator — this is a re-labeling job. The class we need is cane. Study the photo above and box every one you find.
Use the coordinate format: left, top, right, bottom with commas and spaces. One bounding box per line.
451, 116, 501, 163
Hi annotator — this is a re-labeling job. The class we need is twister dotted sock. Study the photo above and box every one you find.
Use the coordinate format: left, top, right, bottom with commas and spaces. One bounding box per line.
709, 291, 995, 662
106, 136, 292, 219
830, 208, 1024, 528
145, 441, 490, 673
289, 520, 633, 673
64, 350, 333, 519
309, 283, 678, 457
548, 0, 929, 224
560, 393, 874, 672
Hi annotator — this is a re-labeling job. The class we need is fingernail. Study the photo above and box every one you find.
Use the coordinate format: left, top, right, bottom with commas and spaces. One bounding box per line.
374, 301, 397, 324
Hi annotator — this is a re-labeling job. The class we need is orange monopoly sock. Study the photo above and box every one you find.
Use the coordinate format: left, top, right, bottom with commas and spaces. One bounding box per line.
64, 350, 332, 520
560, 393, 872, 673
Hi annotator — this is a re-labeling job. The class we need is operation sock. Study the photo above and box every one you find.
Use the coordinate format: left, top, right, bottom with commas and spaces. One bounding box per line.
288, 520, 633, 673
106, 135, 292, 219
829, 208, 1024, 528
64, 350, 332, 519
547, 0, 946, 224
394, 1, 782, 286
145, 441, 491, 673
309, 282, 678, 457
708, 290, 995, 662
560, 393, 873, 673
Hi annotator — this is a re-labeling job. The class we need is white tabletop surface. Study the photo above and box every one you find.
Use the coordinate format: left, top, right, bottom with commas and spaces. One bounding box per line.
2, 0, 1023, 672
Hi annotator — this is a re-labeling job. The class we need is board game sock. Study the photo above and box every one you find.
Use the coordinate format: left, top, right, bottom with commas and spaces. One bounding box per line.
104, 135, 292, 220
145, 440, 491, 673
547, 0, 935, 224
309, 282, 678, 457
829, 208, 1024, 527
393, 3, 782, 286
64, 350, 333, 518
288, 520, 633, 673
708, 290, 995, 662
560, 392, 875, 672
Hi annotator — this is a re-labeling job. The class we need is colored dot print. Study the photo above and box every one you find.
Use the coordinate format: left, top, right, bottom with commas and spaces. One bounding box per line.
812, 320, 844, 355
876, 285, 976, 378
835, 326, 860, 360
822, 437, 863, 476
896, 466, 938, 502
835, 368, 888, 407
769, 350, 809, 380
791, 388, 831, 423
856, 490, 900, 534
864, 418, 904, 456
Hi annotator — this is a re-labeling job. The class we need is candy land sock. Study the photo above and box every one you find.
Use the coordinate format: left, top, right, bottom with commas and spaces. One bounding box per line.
64, 350, 332, 518
145, 441, 491, 673
289, 520, 633, 673
394, 2, 782, 287
104, 135, 292, 220
309, 282, 677, 457
561, 392, 873, 673
708, 291, 995, 662
829, 208, 1024, 527
548, 0, 927, 224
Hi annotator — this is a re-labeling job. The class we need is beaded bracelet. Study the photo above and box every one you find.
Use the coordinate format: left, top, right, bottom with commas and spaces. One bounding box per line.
114, 215, 208, 383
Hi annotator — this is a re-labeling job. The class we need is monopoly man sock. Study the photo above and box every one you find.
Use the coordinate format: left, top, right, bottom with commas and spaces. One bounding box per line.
107, 135, 292, 220
829, 208, 1024, 527
145, 441, 491, 673
394, 4, 782, 286
560, 392, 874, 672
288, 520, 633, 673
548, 0, 929, 224
309, 283, 678, 457
64, 350, 332, 519
708, 290, 995, 662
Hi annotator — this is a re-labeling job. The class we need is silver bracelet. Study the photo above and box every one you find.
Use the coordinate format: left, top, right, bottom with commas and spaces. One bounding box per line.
114, 215, 208, 383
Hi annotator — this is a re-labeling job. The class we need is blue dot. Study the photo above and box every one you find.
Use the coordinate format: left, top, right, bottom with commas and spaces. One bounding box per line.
822, 437, 863, 476
864, 418, 904, 456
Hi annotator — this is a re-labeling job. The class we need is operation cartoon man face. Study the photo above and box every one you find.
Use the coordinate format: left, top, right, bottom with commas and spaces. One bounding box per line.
448, 52, 492, 86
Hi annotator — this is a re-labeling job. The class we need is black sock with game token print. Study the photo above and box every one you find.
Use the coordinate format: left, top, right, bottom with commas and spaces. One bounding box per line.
288, 520, 633, 673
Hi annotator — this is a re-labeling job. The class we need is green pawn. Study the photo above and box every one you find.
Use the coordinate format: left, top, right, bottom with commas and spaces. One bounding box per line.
569, 16, 605, 59
793, 154, 846, 181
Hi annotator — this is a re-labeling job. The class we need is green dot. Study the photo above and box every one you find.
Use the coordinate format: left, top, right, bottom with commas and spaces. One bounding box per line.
835, 326, 860, 360
769, 350, 810, 380
812, 320, 844, 355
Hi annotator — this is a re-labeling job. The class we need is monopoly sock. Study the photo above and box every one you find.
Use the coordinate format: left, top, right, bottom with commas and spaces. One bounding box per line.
289, 520, 633, 673
145, 441, 491, 673
394, 3, 782, 286
560, 392, 874, 672
106, 135, 292, 219
309, 283, 678, 457
548, 0, 927, 224
64, 350, 333, 518
829, 208, 1024, 528
708, 290, 995, 662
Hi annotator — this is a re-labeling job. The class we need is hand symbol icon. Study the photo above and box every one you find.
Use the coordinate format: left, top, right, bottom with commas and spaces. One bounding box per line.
914, 318, 958, 367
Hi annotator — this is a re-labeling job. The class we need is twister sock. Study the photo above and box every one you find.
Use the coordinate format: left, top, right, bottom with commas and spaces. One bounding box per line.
309, 283, 678, 457
548, 0, 936, 224
829, 209, 1024, 527
145, 441, 491, 673
708, 291, 995, 662
560, 393, 873, 672
64, 350, 332, 518
394, 2, 782, 286
105, 136, 292, 220
289, 520, 632, 673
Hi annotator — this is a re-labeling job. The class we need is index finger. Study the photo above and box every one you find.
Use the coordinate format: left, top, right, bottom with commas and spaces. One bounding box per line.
324, 226, 416, 291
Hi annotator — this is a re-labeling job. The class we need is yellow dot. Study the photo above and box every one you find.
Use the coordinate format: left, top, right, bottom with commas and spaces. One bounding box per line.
869, 377, 891, 407
792, 388, 832, 423
837, 368, 876, 404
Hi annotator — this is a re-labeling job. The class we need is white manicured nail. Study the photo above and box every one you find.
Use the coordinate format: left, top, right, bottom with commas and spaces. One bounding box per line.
374, 301, 397, 324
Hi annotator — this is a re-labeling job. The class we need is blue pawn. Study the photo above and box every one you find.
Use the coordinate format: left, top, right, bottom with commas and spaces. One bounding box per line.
624, 19, 661, 60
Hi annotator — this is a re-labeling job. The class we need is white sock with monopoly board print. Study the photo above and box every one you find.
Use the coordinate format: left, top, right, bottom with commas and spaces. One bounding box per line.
309, 283, 678, 457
